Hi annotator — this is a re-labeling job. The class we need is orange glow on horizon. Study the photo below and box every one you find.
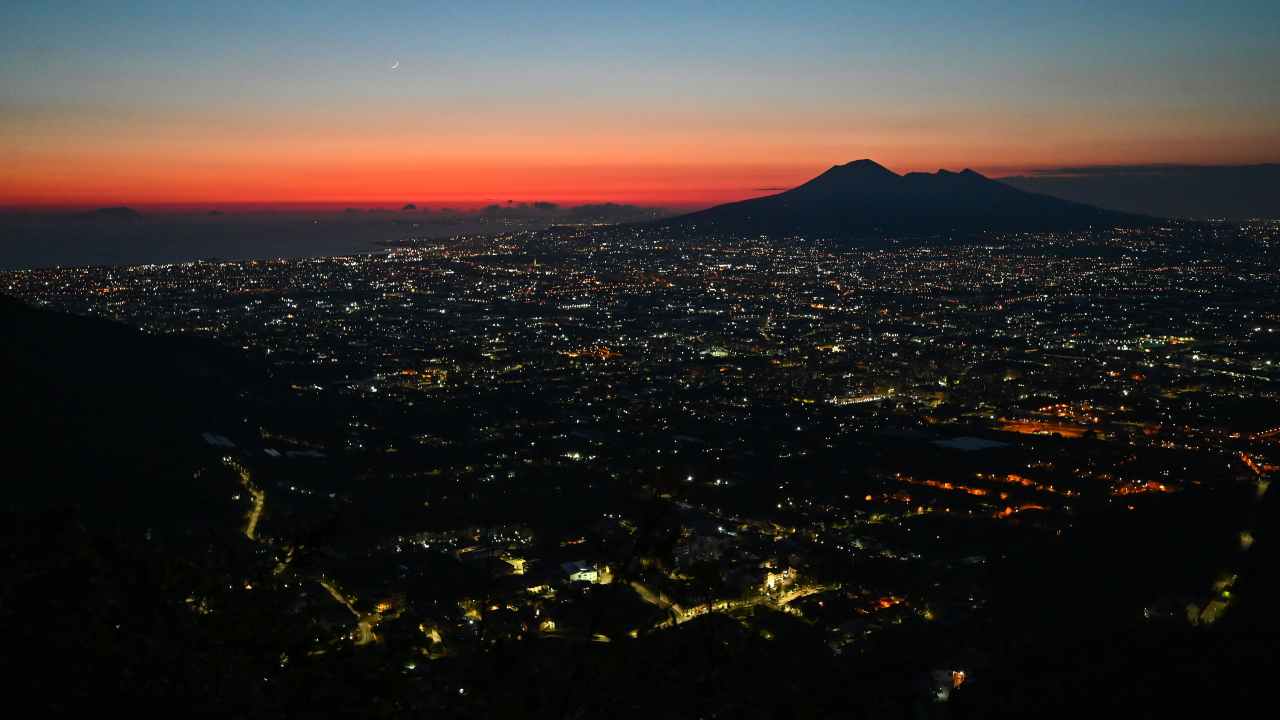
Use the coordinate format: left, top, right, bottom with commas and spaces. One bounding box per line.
0, 156, 812, 209
5, 131, 1276, 210
7, 95, 1278, 209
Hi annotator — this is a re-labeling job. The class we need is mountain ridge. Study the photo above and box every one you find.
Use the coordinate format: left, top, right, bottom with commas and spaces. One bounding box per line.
659, 159, 1154, 238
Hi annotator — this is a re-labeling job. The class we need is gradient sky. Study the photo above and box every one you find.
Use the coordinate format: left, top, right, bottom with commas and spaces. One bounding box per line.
2, 1, 1278, 208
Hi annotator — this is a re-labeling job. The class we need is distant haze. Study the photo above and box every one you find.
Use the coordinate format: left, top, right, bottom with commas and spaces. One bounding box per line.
0, 202, 669, 271
1002, 165, 1280, 220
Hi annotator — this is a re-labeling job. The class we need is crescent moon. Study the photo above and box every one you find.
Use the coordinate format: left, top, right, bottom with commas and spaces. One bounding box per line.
391, 60, 400, 70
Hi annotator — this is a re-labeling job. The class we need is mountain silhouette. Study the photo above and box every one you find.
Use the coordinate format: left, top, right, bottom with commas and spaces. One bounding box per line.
76, 206, 143, 221
662, 159, 1153, 237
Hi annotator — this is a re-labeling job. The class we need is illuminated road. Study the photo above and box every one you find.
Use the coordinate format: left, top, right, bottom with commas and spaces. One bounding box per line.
223, 457, 265, 541
320, 577, 378, 645
243, 484, 265, 541
628, 581, 675, 610
631, 579, 839, 629
775, 584, 835, 606
218, 456, 373, 646
355, 620, 375, 645
1192, 465, 1272, 625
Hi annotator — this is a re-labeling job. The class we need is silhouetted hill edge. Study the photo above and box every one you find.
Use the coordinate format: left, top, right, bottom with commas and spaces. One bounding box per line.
658, 159, 1156, 239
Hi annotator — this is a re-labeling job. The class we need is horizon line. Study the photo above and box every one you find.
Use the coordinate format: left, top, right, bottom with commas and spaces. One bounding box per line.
4, 160, 1278, 213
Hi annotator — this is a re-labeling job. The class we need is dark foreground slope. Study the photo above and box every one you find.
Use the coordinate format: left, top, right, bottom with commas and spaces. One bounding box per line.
1, 294, 263, 529
662, 159, 1152, 238
0, 295, 292, 712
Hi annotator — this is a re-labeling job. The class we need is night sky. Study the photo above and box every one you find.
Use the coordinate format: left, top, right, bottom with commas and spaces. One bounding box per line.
3, 1, 1278, 207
